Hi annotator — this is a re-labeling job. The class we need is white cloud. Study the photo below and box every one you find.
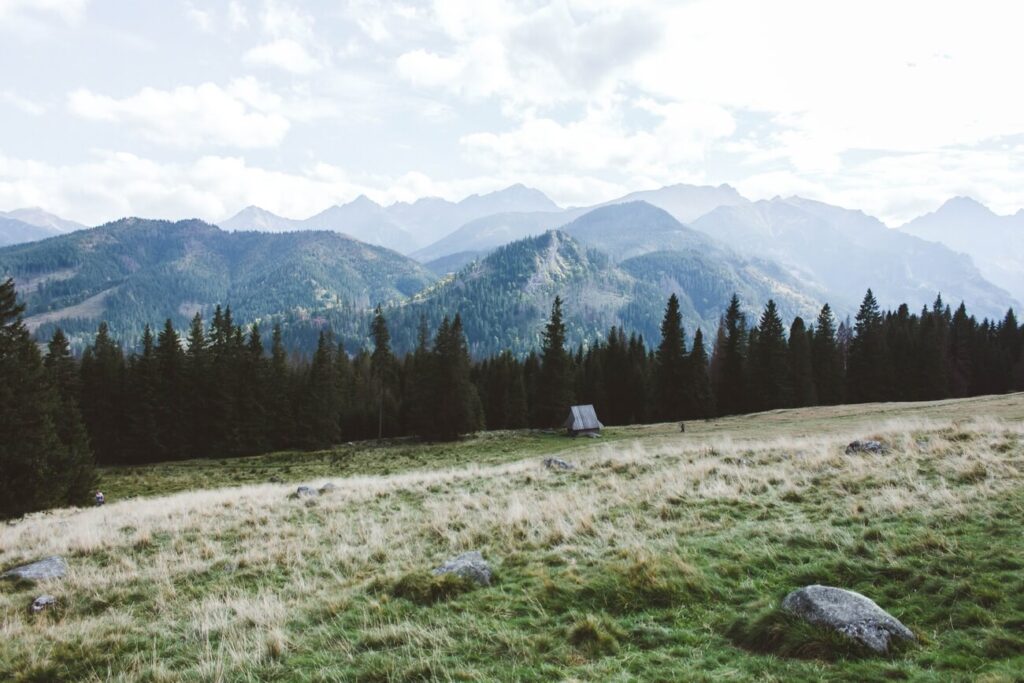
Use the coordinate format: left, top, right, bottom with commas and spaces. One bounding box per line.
0, 0, 87, 24
67, 80, 291, 149
184, 2, 212, 33
244, 38, 321, 74
227, 0, 248, 30
1, 90, 46, 115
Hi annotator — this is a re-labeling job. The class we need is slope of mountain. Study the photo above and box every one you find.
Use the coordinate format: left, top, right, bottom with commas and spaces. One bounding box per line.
0, 216, 63, 247
303, 196, 419, 253
899, 197, 1024, 302
0, 218, 436, 347
218, 205, 300, 232
0, 208, 85, 247
691, 196, 1016, 319
411, 183, 746, 264
411, 210, 579, 263
378, 229, 821, 356
219, 185, 562, 256
600, 183, 748, 223
562, 201, 716, 260
2, 207, 85, 232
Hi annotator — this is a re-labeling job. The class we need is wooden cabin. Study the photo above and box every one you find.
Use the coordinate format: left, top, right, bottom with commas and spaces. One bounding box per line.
564, 404, 603, 437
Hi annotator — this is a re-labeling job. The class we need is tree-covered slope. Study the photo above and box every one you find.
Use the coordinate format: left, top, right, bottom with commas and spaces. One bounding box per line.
0, 218, 436, 347
366, 229, 821, 356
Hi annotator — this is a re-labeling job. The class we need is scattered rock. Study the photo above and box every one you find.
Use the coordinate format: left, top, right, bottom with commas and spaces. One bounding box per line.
30, 595, 56, 613
432, 551, 492, 586
268, 476, 283, 484
544, 457, 575, 471
290, 485, 318, 499
782, 585, 915, 654
845, 440, 888, 455
318, 483, 337, 494
2, 556, 68, 582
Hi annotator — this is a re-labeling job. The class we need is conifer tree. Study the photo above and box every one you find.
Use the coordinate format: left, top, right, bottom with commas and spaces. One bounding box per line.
750, 300, 791, 410
787, 317, 816, 407
430, 314, 482, 440
302, 330, 340, 448
537, 297, 574, 426
267, 323, 294, 448
44, 329, 96, 504
713, 294, 748, 415
370, 306, 399, 438
0, 278, 74, 516
654, 294, 688, 421
687, 327, 714, 418
811, 304, 844, 405
80, 321, 127, 463
406, 314, 435, 437
847, 289, 891, 403
155, 318, 186, 459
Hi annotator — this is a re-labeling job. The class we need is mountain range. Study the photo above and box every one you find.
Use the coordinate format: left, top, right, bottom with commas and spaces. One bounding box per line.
0, 218, 433, 348
901, 197, 1024, 303
218, 183, 558, 254
0, 183, 1020, 354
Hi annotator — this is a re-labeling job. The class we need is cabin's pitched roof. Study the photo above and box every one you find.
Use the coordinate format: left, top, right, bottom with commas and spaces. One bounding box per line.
564, 404, 603, 431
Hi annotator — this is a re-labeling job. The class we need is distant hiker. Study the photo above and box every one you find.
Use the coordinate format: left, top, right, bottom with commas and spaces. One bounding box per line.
680, 421, 686, 433
95, 491, 105, 506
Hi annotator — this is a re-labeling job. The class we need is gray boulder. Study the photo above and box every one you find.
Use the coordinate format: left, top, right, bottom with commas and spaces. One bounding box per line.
30, 595, 56, 613
543, 457, 575, 471
318, 483, 337, 494
2, 556, 68, 582
845, 440, 888, 455
432, 551, 492, 586
782, 585, 915, 653
294, 485, 318, 498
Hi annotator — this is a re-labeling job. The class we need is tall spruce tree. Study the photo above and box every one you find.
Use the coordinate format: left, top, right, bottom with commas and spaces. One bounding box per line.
811, 304, 843, 405
0, 278, 77, 516
750, 300, 791, 410
44, 329, 96, 504
155, 319, 186, 459
713, 294, 748, 416
687, 327, 714, 418
80, 321, 127, 463
788, 316, 817, 407
654, 294, 688, 421
847, 289, 891, 403
429, 314, 482, 440
537, 297, 574, 426
370, 306, 399, 438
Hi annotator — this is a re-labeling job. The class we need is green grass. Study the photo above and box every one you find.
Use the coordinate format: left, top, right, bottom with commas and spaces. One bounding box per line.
3, 394, 1024, 681
97, 428, 635, 501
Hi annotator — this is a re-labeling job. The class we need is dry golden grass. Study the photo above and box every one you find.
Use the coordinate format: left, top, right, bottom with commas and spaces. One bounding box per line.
2, 394, 1023, 681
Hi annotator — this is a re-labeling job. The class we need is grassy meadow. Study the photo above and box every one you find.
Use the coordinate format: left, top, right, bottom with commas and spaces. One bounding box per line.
2, 394, 1024, 681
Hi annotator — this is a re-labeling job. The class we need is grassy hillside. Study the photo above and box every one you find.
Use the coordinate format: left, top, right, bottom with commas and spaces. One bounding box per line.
2, 395, 1024, 681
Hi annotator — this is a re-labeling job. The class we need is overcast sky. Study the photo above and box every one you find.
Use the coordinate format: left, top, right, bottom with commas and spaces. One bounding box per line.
1, 0, 1022, 226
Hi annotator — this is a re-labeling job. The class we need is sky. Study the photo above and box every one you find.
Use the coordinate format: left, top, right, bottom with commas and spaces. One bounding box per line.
1, 0, 1022, 227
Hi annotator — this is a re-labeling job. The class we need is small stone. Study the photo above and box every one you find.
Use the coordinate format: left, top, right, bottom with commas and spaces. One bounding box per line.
295, 485, 318, 498
30, 595, 56, 613
543, 457, 575, 471
268, 476, 283, 484
845, 440, 888, 455
432, 551, 492, 586
2, 556, 68, 582
782, 585, 915, 654
318, 483, 337, 494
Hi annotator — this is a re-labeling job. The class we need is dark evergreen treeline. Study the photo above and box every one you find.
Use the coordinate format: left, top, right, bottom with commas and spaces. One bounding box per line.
4, 273, 1024, 516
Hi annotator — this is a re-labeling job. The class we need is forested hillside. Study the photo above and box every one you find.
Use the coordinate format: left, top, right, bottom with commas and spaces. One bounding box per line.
0, 219, 436, 348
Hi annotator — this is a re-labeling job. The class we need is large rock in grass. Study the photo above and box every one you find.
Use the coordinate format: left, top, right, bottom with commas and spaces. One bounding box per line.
2, 556, 68, 582
845, 440, 888, 455
782, 585, 914, 653
432, 551, 492, 586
